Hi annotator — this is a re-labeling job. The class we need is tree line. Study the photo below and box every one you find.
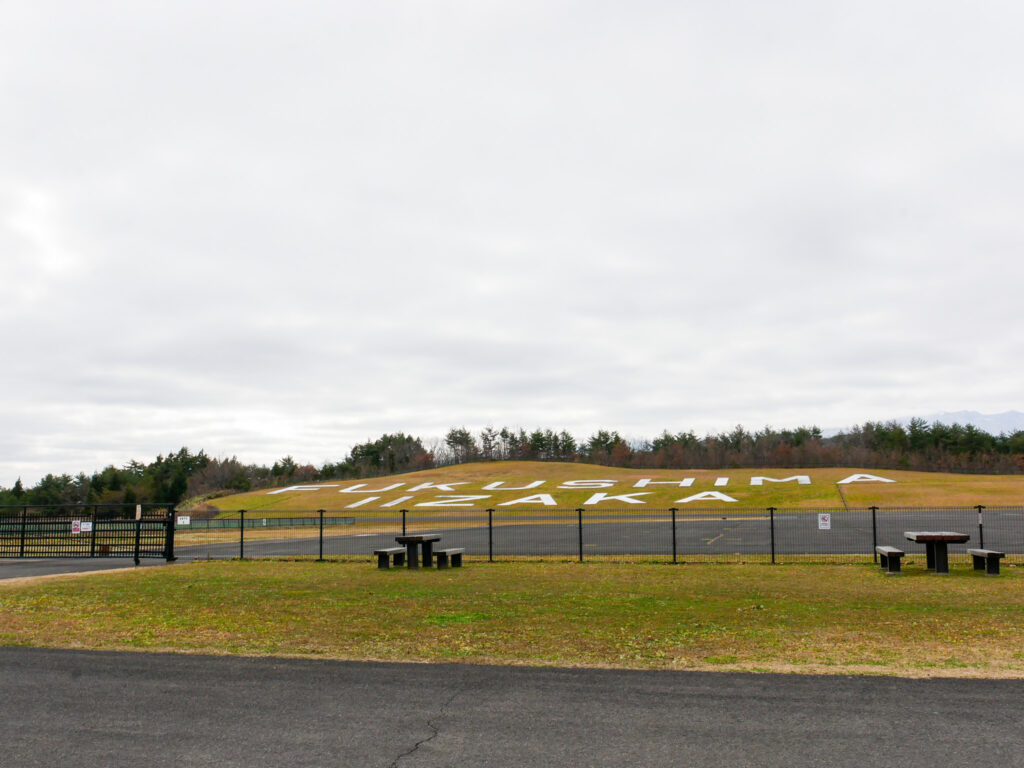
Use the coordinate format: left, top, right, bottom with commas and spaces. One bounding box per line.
2, 419, 1022, 508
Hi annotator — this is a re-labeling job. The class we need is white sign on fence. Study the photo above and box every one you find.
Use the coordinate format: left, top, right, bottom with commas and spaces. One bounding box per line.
817, 513, 832, 530
71, 520, 82, 534
80, 521, 93, 533
177, 516, 191, 526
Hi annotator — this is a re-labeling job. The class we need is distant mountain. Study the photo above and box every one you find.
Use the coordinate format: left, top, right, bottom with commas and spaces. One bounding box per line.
904, 411, 1024, 435
824, 411, 1024, 437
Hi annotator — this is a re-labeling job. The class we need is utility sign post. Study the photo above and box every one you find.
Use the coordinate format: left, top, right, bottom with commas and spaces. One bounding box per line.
817, 513, 832, 531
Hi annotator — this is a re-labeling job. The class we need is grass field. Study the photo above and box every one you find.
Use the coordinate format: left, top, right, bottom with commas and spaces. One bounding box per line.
2, 560, 1022, 678
195, 462, 1024, 514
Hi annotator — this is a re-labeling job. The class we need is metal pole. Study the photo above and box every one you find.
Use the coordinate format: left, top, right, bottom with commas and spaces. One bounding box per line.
577, 508, 584, 563
19, 506, 27, 558
768, 507, 776, 565
671, 507, 678, 564
318, 509, 324, 561
976, 505, 985, 549
239, 509, 245, 560
90, 507, 98, 558
871, 506, 878, 563
133, 517, 142, 566
487, 508, 494, 563
164, 507, 177, 562
401, 509, 407, 536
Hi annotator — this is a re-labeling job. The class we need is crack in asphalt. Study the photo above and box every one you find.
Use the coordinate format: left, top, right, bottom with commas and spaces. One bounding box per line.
388, 687, 462, 768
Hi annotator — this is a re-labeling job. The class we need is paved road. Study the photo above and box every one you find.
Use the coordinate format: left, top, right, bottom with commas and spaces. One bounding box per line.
0, 557, 166, 580
1, 647, 1022, 768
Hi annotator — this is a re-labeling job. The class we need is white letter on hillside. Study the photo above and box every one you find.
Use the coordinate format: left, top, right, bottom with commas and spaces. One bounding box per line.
750, 475, 811, 486
676, 491, 738, 503
633, 478, 695, 488
836, 474, 896, 484
407, 482, 469, 492
345, 497, 379, 508
499, 494, 558, 506
558, 480, 616, 489
583, 492, 651, 505
482, 480, 545, 491
714, 477, 729, 487
338, 483, 406, 493
415, 495, 492, 507
267, 485, 338, 495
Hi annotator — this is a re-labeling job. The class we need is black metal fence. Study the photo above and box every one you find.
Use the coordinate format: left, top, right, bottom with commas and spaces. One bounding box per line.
4, 504, 1020, 565
0, 504, 175, 563
169, 505, 1024, 565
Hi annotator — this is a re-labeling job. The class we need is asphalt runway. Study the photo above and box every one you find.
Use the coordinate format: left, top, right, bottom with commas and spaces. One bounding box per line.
177, 508, 1024, 560
1, 647, 1022, 768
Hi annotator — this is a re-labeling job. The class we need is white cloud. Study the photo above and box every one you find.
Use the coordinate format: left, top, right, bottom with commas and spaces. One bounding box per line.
2, 0, 1023, 484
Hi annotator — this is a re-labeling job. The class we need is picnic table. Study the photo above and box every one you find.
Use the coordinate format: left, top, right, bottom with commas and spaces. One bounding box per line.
904, 531, 970, 574
394, 533, 442, 569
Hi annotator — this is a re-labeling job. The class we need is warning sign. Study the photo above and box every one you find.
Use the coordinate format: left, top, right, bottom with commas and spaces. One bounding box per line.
817, 513, 832, 530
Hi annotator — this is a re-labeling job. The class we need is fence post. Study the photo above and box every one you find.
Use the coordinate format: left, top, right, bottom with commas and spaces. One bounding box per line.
577, 508, 584, 563
239, 509, 245, 560
401, 509, 407, 536
487, 508, 494, 562
976, 505, 985, 549
90, 507, 98, 558
318, 509, 325, 561
164, 507, 177, 562
870, 506, 878, 563
19, 506, 27, 558
133, 516, 142, 566
671, 507, 678, 564
768, 507, 776, 565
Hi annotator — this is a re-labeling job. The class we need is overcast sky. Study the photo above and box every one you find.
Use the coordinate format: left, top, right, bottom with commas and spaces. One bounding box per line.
3, 0, 1023, 485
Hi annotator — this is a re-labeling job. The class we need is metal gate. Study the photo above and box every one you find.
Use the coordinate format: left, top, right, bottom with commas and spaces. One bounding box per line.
0, 504, 175, 564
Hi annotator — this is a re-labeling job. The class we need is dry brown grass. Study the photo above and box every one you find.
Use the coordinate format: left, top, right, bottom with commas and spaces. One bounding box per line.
2, 560, 1023, 677
195, 462, 1024, 513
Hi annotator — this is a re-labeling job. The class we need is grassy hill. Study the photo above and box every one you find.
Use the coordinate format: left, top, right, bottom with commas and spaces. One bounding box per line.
194, 462, 1024, 514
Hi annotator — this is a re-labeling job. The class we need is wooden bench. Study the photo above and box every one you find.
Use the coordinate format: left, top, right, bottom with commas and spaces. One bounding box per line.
968, 548, 1005, 575
876, 545, 905, 575
374, 546, 407, 569
434, 548, 464, 569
